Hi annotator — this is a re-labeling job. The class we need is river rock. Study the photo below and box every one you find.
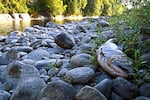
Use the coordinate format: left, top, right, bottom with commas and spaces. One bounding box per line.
65, 67, 95, 84
111, 92, 123, 100
112, 77, 139, 99
12, 46, 33, 53
0, 49, 19, 65
1, 61, 40, 89
70, 53, 93, 68
24, 27, 39, 33
58, 68, 69, 77
76, 86, 107, 100
27, 49, 50, 61
47, 68, 59, 78
46, 21, 58, 28
10, 77, 46, 100
100, 30, 116, 39
0, 35, 6, 42
75, 25, 86, 33
17, 36, 30, 46
54, 32, 75, 49
98, 19, 110, 27
0, 56, 10, 65
139, 83, 150, 97
94, 79, 112, 99
34, 59, 59, 69
38, 80, 76, 100
134, 96, 150, 100
0, 90, 11, 100
47, 47, 64, 54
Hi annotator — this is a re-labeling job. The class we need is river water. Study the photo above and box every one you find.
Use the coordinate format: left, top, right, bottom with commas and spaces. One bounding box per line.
0, 19, 66, 35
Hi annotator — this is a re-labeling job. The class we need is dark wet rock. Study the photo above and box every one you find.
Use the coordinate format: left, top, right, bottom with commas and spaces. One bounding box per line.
54, 32, 75, 49
65, 67, 95, 84
10, 77, 46, 100
112, 77, 139, 99
76, 86, 107, 100
12, 46, 33, 53
70, 53, 93, 68
1, 61, 40, 89
94, 79, 112, 99
134, 96, 150, 100
0, 90, 11, 100
27, 49, 50, 61
111, 92, 123, 100
38, 80, 76, 100
139, 83, 150, 97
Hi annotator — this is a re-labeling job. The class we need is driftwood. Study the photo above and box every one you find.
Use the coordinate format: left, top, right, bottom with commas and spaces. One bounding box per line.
96, 39, 133, 78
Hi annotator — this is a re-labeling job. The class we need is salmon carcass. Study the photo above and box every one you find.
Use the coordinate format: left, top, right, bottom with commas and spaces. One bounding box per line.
96, 39, 133, 78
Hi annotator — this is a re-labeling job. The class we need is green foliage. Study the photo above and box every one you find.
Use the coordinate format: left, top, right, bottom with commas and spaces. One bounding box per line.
1, 0, 28, 13
105, 1, 150, 85
46, 0, 66, 16
0, 3, 8, 13
64, 0, 87, 15
0, 0, 125, 16
84, 0, 102, 16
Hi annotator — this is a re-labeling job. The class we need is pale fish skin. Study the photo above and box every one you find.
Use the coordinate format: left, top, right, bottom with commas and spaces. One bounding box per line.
96, 39, 132, 78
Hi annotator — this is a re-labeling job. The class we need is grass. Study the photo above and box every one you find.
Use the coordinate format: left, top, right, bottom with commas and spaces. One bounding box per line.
90, 5, 150, 86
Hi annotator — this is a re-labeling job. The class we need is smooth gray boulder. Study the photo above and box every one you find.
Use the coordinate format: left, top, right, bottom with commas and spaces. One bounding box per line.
0, 90, 11, 100
38, 80, 76, 100
76, 86, 107, 100
65, 67, 95, 84
70, 53, 93, 68
12, 46, 33, 53
10, 77, 46, 100
27, 49, 50, 61
1, 61, 40, 89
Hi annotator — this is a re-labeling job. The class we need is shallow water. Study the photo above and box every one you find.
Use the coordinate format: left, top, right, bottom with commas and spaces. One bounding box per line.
0, 20, 51, 35
0, 18, 70, 35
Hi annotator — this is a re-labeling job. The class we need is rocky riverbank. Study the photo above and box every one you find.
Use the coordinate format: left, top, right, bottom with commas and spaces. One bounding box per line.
0, 17, 149, 100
